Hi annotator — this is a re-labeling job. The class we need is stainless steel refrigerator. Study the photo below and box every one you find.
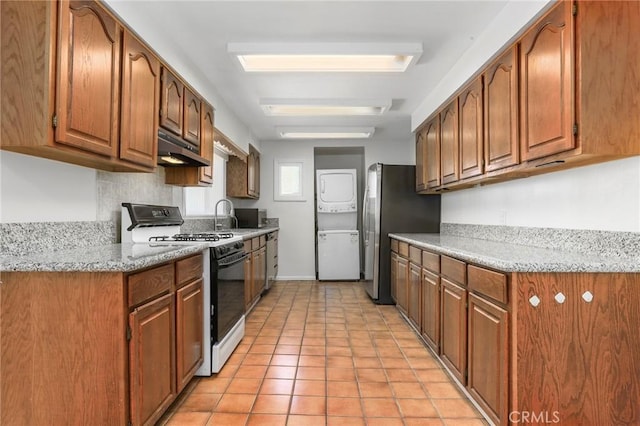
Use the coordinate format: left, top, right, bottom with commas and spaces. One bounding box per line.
363, 164, 440, 304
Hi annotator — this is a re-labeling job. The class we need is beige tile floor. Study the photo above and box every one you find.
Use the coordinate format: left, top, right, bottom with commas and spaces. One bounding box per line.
160, 281, 488, 426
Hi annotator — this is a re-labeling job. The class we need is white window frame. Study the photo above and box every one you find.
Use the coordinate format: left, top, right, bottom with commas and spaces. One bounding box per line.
274, 159, 305, 201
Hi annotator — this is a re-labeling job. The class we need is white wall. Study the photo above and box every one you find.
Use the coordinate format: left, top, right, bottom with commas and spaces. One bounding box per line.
0, 151, 97, 222
253, 136, 413, 279
442, 157, 640, 232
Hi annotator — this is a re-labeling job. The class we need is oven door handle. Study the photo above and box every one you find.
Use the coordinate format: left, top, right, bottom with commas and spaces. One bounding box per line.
217, 253, 249, 268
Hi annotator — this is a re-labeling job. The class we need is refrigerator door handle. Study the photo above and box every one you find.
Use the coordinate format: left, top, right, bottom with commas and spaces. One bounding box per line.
362, 185, 369, 245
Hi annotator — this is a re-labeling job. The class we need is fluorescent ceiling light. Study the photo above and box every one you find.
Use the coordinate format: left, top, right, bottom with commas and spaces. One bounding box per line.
228, 42, 422, 72
260, 99, 391, 116
278, 127, 375, 139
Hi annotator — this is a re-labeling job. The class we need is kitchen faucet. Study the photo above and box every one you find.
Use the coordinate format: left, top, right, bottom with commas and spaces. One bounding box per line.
214, 198, 238, 230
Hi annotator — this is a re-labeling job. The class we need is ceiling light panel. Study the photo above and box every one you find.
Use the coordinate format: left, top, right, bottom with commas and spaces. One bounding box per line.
228, 42, 422, 72
260, 99, 391, 116
277, 127, 375, 139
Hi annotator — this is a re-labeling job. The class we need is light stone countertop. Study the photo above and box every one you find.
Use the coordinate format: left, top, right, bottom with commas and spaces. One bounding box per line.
0, 243, 209, 273
389, 233, 640, 273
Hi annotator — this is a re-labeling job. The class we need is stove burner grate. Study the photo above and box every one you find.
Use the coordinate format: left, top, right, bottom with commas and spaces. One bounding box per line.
148, 232, 234, 242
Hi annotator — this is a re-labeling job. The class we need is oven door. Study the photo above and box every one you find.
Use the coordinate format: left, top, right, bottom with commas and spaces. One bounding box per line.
211, 251, 247, 343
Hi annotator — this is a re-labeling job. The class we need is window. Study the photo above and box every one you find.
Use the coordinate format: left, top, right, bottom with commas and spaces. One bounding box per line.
274, 159, 305, 201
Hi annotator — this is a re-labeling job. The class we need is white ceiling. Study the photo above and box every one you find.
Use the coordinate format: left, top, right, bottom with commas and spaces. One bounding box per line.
106, 1, 512, 143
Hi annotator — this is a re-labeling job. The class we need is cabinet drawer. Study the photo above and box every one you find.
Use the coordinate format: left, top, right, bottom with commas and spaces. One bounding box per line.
176, 253, 203, 288
259, 235, 266, 248
409, 246, 422, 264
422, 250, 440, 273
128, 263, 174, 308
244, 239, 253, 253
441, 256, 466, 285
468, 265, 508, 304
390, 239, 399, 252
398, 241, 409, 257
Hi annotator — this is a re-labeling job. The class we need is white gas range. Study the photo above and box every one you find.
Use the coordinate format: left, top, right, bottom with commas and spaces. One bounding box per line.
121, 203, 246, 376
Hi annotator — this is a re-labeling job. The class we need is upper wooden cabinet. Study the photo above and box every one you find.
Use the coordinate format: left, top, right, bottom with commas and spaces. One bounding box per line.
440, 100, 460, 185
425, 116, 441, 190
227, 144, 261, 199
416, 0, 640, 193
415, 129, 427, 192
458, 77, 484, 179
160, 68, 184, 137
183, 88, 201, 148
1, 0, 158, 172
484, 46, 519, 172
120, 31, 160, 168
164, 101, 214, 187
519, 0, 574, 161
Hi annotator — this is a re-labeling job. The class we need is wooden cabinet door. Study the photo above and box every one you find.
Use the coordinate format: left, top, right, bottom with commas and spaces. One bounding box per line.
254, 151, 261, 198
440, 278, 467, 384
244, 255, 253, 312
183, 88, 201, 147
484, 46, 519, 172
421, 269, 440, 353
415, 129, 427, 191
120, 31, 159, 168
129, 293, 176, 426
56, 0, 121, 157
425, 117, 441, 189
468, 293, 508, 426
440, 100, 459, 184
160, 67, 183, 135
199, 103, 215, 184
408, 262, 422, 330
390, 252, 398, 303
176, 279, 203, 393
396, 256, 409, 315
459, 78, 484, 179
520, 1, 575, 161
253, 247, 266, 298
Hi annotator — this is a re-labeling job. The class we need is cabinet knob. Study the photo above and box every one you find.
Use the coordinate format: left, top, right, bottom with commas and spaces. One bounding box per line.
554, 292, 566, 304
582, 291, 594, 303
529, 295, 541, 307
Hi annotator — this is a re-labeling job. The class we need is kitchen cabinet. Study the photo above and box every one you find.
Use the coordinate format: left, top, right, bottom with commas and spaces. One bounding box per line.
483, 46, 519, 172
390, 252, 399, 303
421, 250, 441, 353
440, 101, 459, 185
0, 253, 204, 426
408, 261, 422, 330
175, 255, 205, 392
165, 101, 215, 186
244, 235, 267, 312
395, 254, 409, 316
424, 116, 441, 191
458, 77, 484, 179
468, 293, 508, 426
415, 129, 428, 191
415, 1, 640, 192
159, 67, 184, 136
120, 31, 160, 168
519, 0, 574, 161
183, 88, 201, 147
1, 0, 158, 172
440, 277, 467, 384
227, 144, 261, 199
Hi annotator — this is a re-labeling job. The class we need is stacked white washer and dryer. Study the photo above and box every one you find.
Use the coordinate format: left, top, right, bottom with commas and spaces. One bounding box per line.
316, 169, 360, 280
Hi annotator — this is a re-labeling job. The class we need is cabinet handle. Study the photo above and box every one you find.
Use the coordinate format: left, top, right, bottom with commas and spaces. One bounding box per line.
582, 291, 593, 303
529, 295, 541, 307
554, 292, 566, 304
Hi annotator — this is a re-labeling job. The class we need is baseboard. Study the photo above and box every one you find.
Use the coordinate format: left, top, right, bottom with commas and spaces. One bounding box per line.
274, 276, 316, 281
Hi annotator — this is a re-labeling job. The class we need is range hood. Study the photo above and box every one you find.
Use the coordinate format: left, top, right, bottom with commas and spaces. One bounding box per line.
157, 129, 210, 167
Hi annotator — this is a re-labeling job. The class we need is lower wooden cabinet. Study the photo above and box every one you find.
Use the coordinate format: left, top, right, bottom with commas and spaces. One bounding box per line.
440, 278, 467, 384
0, 253, 204, 426
408, 262, 422, 330
395, 256, 409, 315
244, 236, 267, 313
176, 278, 204, 392
390, 252, 399, 303
129, 293, 176, 426
421, 269, 440, 352
467, 293, 508, 426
